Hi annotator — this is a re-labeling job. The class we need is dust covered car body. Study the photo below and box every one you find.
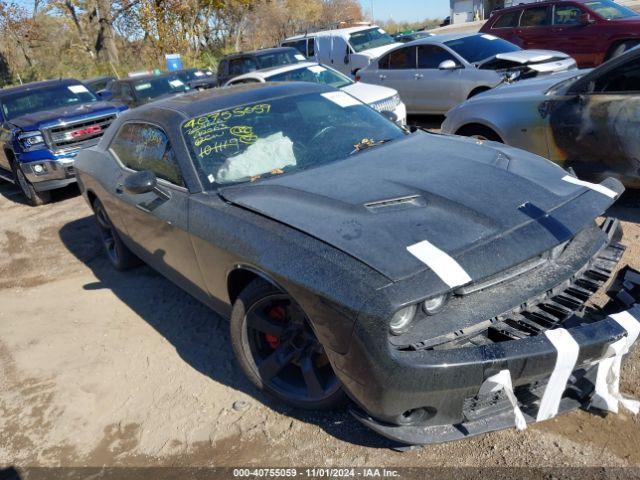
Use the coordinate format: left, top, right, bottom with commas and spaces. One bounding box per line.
442, 47, 640, 188
75, 82, 640, 446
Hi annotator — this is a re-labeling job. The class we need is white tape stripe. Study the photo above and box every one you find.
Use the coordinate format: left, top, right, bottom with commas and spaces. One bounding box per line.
592, 309, 640, 414
561, 175, 617, 199
407, 240, 472, 288
479, 370, 527, 431
610, 310, 640, 349
536, 328, 579, 422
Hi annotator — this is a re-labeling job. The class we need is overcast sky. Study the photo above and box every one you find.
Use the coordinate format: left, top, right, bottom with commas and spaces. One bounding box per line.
360, 0, 451, 21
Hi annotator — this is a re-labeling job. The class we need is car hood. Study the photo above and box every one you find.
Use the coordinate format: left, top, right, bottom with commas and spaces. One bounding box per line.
478, 49, 570, 65
9, 101, 122, 130
467, 68, 587, 101
341, 81, 397, 104
220, 132, 620, 283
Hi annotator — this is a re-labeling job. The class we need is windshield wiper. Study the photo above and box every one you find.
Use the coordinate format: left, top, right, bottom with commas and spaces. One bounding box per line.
349, 138, 393, 155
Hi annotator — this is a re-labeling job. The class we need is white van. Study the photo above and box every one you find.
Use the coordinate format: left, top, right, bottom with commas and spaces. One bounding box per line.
282, 26, 401, 77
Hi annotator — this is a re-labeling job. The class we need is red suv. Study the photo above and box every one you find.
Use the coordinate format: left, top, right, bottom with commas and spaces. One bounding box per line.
480, 0, 640, 67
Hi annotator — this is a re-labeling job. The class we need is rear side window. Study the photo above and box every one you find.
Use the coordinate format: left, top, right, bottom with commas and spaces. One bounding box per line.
229, 58, 244, 76
417, 45, 458, 69
388, 47, 417, 69
283, 40, 307, 56
110, 123, 184, 186
493, 10, 521, 28
554, 5, 584, 25
218, 60, 228, 77
520, 7, 551, 26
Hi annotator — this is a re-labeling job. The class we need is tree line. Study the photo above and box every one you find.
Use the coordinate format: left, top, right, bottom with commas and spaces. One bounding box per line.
0, 0, 369, 86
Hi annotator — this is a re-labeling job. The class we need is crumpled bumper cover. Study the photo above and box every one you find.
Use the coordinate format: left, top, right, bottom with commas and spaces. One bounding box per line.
350, 268, 640, 446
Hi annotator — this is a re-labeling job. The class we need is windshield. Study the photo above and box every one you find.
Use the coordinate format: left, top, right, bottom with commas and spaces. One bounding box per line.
584, 0, 638, 19
255, 50, 301, 69
349, 28, 396, 53
268, 65, 352, 89
445, 34, 521, 63
132, 76, 187, 103
1, 84, 97, 121
181, 92, 405, 187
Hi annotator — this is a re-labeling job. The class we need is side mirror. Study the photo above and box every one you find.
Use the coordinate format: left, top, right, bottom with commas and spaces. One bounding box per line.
380, 110, 398, 123
124, 170, 157, 195
579, 13, 594, 25
97, 90, 113, 101
438, 60, 459, 70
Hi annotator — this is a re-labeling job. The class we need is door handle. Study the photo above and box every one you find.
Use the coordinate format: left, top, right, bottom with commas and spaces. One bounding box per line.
379, 74, 387, 80
115, 183, 124, 194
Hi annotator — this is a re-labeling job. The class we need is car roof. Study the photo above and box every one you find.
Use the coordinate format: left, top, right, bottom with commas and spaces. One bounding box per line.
231, 62, 318, 81
494, 0, 592, 12
117, 72, 180, 83
222, 47, 298, 60
404, 32, 483, 46
0, 78, 82, 97
285, 25, 379, 40
136, 82, 333, 119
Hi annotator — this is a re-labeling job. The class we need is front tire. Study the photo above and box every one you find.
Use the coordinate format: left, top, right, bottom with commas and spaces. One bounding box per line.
13, 163, 51, 206
92, 198, 140, 270
230, 280, 345, 410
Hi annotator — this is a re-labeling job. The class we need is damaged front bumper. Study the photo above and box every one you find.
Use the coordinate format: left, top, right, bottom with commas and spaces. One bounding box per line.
343, 220, 640, 445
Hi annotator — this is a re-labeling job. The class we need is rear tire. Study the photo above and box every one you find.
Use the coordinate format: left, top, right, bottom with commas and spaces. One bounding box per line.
230, 279, 346, 410
92, 198, 141, 270
12, 162, 51, 206
456, 124, 503, 142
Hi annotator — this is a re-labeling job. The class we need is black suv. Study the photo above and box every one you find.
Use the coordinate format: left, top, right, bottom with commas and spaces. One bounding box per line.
217, 47, 304, 86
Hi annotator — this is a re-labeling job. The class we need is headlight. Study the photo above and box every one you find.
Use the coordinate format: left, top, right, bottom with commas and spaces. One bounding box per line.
389, 304, 417, 335
371, 94, 401, 113
422, 294, 448, 316
18, 131, 45, 150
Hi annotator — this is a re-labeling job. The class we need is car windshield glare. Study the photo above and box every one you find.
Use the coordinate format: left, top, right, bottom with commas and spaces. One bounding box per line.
584, 0, 638, 19
132, 76, 187, 102
181, 92, 405, 187
445, 34, 521, 64
268, 65, 352, 89
1, 84, 97, 121
349, 28, 395, 53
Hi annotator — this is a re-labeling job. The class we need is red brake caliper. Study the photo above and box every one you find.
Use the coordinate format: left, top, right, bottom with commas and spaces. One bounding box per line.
265, 305, 286, 349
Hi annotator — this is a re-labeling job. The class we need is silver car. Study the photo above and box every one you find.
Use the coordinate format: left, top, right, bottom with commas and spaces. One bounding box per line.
357, 33, 577, 114
442, 47, 640, 187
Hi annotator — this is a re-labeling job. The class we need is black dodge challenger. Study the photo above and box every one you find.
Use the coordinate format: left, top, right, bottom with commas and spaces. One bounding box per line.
75, 82, 640, 445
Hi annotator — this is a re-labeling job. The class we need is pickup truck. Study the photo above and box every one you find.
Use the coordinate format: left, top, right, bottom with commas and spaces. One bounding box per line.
0, 79, 126, 205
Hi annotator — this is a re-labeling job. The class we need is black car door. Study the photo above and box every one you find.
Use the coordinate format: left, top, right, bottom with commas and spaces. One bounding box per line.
550, 55, 640, 184
108, 121, 207, 297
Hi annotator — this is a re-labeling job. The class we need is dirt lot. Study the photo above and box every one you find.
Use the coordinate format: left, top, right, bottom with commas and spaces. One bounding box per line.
1, 173, 640, 471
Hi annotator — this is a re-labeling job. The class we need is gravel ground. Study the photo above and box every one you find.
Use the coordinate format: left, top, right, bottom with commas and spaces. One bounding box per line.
1, 171, 640, 471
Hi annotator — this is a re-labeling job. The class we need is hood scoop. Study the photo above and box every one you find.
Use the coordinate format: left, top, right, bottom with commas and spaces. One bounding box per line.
364, 195, 426, 213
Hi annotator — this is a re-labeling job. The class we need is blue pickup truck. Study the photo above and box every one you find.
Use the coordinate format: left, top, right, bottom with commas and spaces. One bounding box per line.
0, 79, 126, 205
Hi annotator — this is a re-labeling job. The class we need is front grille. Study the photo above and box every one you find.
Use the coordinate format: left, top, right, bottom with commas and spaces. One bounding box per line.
406, 240, 625, 351
46, 114, 115, 152
370, 94, 401, 113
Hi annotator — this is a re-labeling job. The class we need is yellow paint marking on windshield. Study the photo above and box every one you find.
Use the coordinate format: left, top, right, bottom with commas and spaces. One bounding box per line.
198, 138, 240, 158
230, 125, 258, 145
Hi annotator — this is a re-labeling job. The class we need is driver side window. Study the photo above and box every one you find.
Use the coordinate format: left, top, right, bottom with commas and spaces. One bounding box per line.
110, 123, 184, 187
593, 61, 640, 93
417, 45, 458, 69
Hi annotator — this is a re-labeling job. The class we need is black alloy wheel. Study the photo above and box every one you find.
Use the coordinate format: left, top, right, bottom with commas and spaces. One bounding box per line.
231, 280, 345, 410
